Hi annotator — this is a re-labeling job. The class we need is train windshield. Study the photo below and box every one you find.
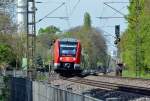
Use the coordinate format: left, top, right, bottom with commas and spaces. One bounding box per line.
59, 42, 77, 57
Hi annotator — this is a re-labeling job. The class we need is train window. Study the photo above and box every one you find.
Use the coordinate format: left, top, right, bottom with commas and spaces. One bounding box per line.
60, 41, 77, 45
59, 42, 77, 57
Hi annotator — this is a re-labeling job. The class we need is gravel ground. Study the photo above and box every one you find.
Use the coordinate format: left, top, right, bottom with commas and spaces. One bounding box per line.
84, 89, 150, 101
48, 76, 150, 101
84, 75, 150, 88
49, 79, 98, 94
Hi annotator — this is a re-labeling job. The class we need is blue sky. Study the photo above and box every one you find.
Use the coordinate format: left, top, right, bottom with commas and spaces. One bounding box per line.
36, 0, 129, 55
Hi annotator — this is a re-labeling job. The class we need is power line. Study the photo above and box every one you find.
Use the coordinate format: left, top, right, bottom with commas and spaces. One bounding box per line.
100, 26, 116, 28
36, 1, 64, 4
65, 3, 71, 28
104, 2, 126, 16
99, 28, 116, 40
98, 3, 129, 51
98, 2, 129, 52
70, 0, 80, 16
46, 17, 69, 19
99, 5, 127, 27
99, 2, 106, 27
67, 0, 71, 15
103, 2, 136, 22
104, 2, 130, 4
37, 2, 65, 23
97, 17, 124, 19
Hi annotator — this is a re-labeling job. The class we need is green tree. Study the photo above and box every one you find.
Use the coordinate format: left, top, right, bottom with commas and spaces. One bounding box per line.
36, 26, 60, 65
61, 13, 107, 68
35, 55, 43, 68
120, 0, 150, 73
62, 27, 107, 68
0, 44, 15, 69
83, 12, 91, 30
36, 16, 107, 69
38, 25, 61, 35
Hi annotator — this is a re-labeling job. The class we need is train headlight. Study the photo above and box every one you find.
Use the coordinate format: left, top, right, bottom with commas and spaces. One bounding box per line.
73, 58, 76, 61
60, 57, 62, 61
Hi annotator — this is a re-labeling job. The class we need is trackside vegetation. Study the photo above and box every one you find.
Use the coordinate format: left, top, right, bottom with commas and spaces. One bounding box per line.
120, 0, 150, 78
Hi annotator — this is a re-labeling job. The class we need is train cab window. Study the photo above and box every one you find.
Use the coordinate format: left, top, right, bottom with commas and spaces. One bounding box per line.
59, 42, 77, 57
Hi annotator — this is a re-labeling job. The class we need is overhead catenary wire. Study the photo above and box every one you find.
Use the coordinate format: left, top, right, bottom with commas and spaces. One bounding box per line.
104, 2, 126, 16
104, 2, 130, 4
46, 17, 69, 19
99, 1, 105, 27
67, 0, 71, 15
99, 28, 116, 47
37, 2, 65, 23
98, 6, 127, 48
101, 29, 115, 38
99, 6, 127, 27
97, 17, 124, 19
98, 6, 128, 48
70, 0, 80, 16
65, 2, 71, 28
98, 6, 127, 38
98, 2, 129, 57
37, 1, 64, 4
103, 2, 135, 22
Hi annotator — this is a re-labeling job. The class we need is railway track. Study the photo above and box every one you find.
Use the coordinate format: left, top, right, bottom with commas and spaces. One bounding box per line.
65, 77, 150, 96
97, 74, 150, 81
45, 72, 150, 96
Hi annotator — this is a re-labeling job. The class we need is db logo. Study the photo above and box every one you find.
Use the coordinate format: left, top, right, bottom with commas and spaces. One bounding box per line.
66, 58, 69, 61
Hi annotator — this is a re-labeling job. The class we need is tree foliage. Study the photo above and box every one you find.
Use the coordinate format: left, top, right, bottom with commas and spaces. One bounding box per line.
0, 44, 15, 69
38, 25, 61, 35
35, 55, 43, 68
63, 27, 107, 68
36, 12, 107, 69
0, 11, 20, 69
60, 12, 107, 68
120, 0, 150, 71
36, 26, 60, 64
83, 12, 91, 30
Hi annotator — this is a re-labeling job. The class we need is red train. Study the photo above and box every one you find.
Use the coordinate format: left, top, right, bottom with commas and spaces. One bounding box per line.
53, 38, 82, 75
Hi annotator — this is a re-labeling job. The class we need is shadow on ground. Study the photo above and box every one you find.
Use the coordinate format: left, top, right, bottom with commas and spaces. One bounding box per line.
82, 88, 150, 101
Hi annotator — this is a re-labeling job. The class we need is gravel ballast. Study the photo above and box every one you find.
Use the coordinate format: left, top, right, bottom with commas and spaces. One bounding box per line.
84, 75, 150, 88
48, 76, 150, 101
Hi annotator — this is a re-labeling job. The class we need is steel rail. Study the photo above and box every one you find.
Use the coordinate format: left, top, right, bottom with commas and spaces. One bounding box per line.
97, 74, 150, 81
66, 77, 150, 96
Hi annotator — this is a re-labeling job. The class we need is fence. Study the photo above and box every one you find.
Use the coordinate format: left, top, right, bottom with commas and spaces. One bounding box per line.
0, 76, 5, 101
33, 81, 101, 101
5, 70, 37, 80
8, 77, 101, 101
9, 77, 32, 101
0, 77, 4, 95
5, 70, 27, 77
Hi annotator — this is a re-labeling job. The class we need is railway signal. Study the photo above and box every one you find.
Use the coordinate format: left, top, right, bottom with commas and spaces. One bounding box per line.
114, 25, 120, 45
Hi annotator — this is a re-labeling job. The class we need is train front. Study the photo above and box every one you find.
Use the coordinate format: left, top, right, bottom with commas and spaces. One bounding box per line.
54, 38, 82, 75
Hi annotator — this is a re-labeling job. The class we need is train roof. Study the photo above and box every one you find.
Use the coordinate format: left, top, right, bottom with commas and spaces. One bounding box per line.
58, 38, 79, 42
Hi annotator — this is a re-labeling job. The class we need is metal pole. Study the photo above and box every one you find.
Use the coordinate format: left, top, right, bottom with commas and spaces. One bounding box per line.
27, 0, 29, 70
27, 0, 36, 70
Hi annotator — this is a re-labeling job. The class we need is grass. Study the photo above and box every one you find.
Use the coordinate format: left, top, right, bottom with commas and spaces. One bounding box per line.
122, 70, 136, 78
123, 70, 150, 79
36, 73, 48, 81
